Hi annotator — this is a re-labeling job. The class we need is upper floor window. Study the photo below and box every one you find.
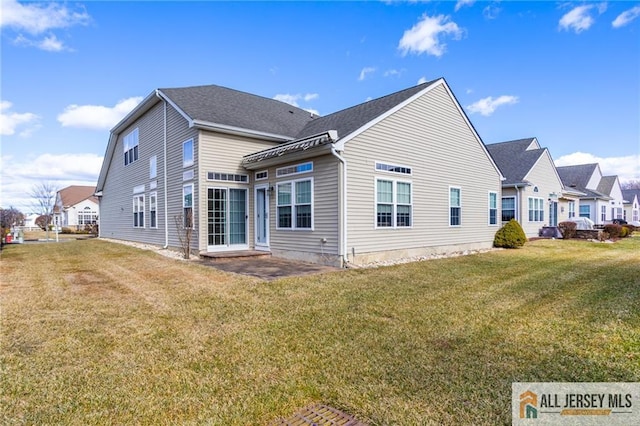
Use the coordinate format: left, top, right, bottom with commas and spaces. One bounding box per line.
124, 128, 139, 166
150, 155, 157, 179
183, 139, 194, 168
183, 184, 193, 228
375, 162, 412, 175
450, 187, 461, 226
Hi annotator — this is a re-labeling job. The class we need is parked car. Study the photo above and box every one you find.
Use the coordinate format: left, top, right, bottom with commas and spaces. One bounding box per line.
612, 218, 628, 225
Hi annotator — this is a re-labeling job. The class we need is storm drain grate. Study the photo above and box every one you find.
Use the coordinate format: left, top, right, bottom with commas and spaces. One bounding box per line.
275, 404, 367, 426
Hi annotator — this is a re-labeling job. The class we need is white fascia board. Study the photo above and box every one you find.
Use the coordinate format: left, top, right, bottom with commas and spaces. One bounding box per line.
522, 149, 564, 188
155, 90, 193, 125
192, 119, 292, 142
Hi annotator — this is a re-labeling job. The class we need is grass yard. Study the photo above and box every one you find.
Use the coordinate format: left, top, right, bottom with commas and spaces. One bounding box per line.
1, 237, 639, 425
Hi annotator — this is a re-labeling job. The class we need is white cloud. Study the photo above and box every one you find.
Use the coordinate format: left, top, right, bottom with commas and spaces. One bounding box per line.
558, 4, 606, 34
358, 67, 376, 81
57, 97, 143, 130
612, 6, 640, 28
417, 76, 428, 85
0, 100, 40, 136
398, 14, 464, 57
14, 33, 68, 52
0, 153, 102, 211
0, 0, 90, 35
384, 69, 403, 78
483, 4, 501, 20
555, 152, 640, 183
466, 95, 519, 116
455, 0, 475, 12
273, 93, 319, 106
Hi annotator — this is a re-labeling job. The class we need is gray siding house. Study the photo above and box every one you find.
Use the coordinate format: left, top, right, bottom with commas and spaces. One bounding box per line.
97, 78, 503, 266
486, 138, 583, 237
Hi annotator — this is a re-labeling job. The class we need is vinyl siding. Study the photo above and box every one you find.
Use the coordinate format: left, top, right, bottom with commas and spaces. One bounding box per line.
100, 100, 198, 250
197, 131, 276, 251
344, 83, 502, 262
518, 151, 564, 237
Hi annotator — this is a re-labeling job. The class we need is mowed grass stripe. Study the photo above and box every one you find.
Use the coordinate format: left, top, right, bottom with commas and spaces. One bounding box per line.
1, 237, 638, 425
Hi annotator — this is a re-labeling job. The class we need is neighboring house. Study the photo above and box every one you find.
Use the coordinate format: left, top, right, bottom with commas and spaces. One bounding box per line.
97, 78, 503, 267
556, 164, 624, 225
54, 186, 99, 229
486, 137, 583, 238
23, 213, 40, 230
622, 189, 640, 223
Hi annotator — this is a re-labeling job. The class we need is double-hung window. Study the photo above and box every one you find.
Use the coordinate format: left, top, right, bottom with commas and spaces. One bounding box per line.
133, 194, 145, 228
183, 184, 193, 228
600, 205, 606, 222
502, 197, 515, 221
149, 192, 157, 228
277, 178, 313, 230
375, 179, 412, 228
579, 205, 590, 218
488, 192, 498, 225
528, 197, 544, 222
450, 187, 461, 226
124, 128, 139, 166
568, 201, 575, 218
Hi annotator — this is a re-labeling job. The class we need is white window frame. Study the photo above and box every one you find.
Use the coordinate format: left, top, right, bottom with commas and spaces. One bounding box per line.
124, 128, 139, 166
183, 139, 194, 168
502, 196, 516, 222
276, 177, 314, 230
449, 186, 461, 227
568, 201, 576, 218
600, 205, 607, 222
579, 205, 591, 218
488, 191, 498, 226
183, 183, 193, 229
133, 194, 145, 228
149, 155, 157, 179
375, 161, 412, 175
255, 170, 268, 181
276, 161, 313, 177
149, 192, 157, 229
528, 197, 544, 222
374, 178, 413, 229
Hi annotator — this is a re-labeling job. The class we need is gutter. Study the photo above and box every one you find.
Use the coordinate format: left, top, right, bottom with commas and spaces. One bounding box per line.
330, 146, 348, 266
155, 89, 170, 249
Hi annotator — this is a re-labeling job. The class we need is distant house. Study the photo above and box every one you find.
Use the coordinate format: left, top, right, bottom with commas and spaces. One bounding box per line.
486, 137, 583, 237
556, 164, 624, 225
54, 185, 99, 230
23, 213, 40, 230
96, 78, 503, 266
622, 189, 640, 224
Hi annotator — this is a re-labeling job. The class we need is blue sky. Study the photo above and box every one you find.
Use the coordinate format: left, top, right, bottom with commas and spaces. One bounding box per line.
1, 0, 639, 211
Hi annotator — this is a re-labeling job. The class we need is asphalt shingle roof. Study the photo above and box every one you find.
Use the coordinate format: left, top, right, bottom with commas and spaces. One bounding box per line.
160, 84, 315, 138
485, 138, 544, 185
294, 79, 439, 140
556, 163, 599, 190
622, 189, 640, 203
597, 176, 617, 196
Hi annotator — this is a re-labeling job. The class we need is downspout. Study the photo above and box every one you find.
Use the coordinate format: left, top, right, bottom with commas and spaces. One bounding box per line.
330, 146, 348, 266
156, 89, 169, 249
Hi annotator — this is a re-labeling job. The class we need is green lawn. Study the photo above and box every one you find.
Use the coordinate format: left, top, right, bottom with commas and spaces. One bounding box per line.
1, 237, 638, 425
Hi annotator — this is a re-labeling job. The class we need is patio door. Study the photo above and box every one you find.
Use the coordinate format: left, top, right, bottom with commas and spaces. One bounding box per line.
207, 187, 248, 251
549, 201, 558, 226
254, 185, 270, 250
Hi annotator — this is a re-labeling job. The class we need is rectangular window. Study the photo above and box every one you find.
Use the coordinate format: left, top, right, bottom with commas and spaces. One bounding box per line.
255, 170, 268, 181
579, 205, 591, 218
375, 162, 412, 175
207, 172, 248, 183
276, 162, 313, 177
150, 155, 157, 179
78, 207, 98, 225
150, 192, 157, 228
183, 139, 194, 168
183, 184, 193, 228
133, 194, 144, 228
489, 192, 498, 225
568, 201, 575, 218
528, 197, 544, 222
600, 205, 606, 222
277, 178, 313, 229
376, 179, 412, 228
124, 128, 139, 166
450, 187, 461, 226
183, 170, 194, 181
502, 197, 515, 222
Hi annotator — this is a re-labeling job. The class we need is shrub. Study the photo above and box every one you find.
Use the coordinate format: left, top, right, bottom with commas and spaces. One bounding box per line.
61, 227, 73, 234
494, 219, 527, 248
558, 221, 577, 239
603, 224, 622, 239
620, 226, 630, 238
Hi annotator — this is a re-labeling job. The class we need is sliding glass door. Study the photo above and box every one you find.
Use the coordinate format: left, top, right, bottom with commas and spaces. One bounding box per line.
207, 187, 247, 250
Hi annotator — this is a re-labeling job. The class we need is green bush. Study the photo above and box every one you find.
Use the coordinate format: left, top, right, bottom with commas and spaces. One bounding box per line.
603, 224, 622, 239
558, 221, 577, 239
494, 219, 527, 248
620, 226, 630, 238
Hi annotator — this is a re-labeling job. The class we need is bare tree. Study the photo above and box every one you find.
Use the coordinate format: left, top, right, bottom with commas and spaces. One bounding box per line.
621, 179, 640, 190
0, 207, 25, 229
173, 209, 193, 259
30, 181, 58, 241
